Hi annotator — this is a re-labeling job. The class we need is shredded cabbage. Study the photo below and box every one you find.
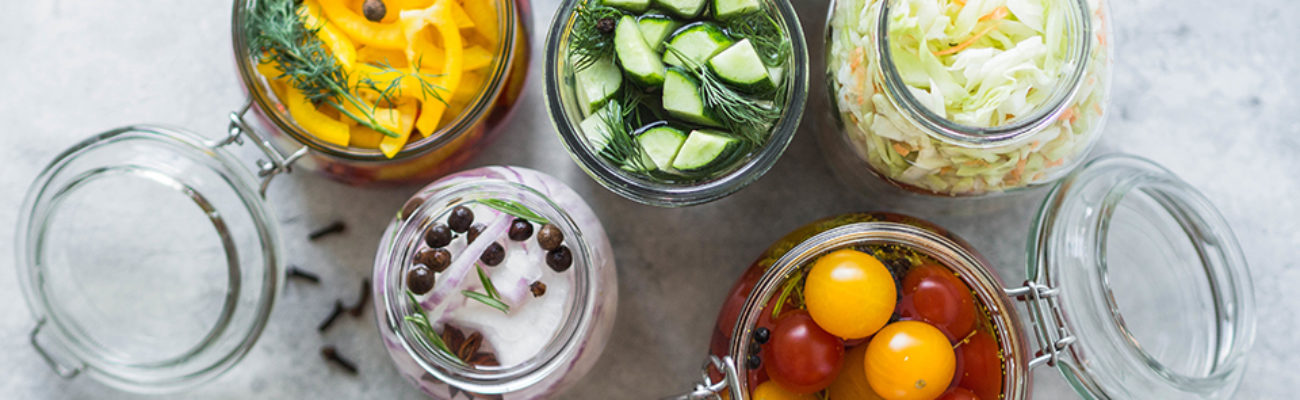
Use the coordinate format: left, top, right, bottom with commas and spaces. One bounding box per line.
827, 0, 1111, 196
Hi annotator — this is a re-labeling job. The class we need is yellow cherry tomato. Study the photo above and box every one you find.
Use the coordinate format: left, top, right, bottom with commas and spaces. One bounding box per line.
752, 381, 818, 400
804, 249, 897, 339
865, 321, 956, 400
828, 345, 886, 400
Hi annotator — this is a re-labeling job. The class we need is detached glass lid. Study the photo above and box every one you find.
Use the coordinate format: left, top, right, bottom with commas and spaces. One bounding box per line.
1024, 154, 1255, 399
15, 121, 285, 392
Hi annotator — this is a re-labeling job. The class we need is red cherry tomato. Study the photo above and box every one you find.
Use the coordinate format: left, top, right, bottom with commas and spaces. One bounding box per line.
953, 331, 1002, 400
937, 387, 980, 400
899, 264, 976, 341
765, 310, 845, 393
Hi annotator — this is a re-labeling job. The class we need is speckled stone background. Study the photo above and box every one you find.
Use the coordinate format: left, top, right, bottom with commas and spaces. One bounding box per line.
1, 0, 1296, 398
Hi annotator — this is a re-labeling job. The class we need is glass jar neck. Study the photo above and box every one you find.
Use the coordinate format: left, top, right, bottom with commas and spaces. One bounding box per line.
874, 0, 1093, 147
726, 220, 1030, 400
381, 179, 594, 394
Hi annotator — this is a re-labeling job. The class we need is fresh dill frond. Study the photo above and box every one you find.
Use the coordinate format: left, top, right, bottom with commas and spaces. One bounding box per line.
597, 100, 654, 172
568, 0, 624, 71
722, 11, 791, 67
665, 45, 783, 145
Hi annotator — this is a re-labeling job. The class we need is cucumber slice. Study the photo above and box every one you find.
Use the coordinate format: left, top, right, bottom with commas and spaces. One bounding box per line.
636, 15, 681, 53
707, 39, 775, 93
652, 0, 707, 18
671, 130, 742, 173
662, 22, 734, 67
663, 67, 722, 127
578, 105, 615, 155
713, 0, 762, 19
602, 0, 650, 12
615, 15, 667, 87
575, 57, 623, 116
635, 124, 688, 171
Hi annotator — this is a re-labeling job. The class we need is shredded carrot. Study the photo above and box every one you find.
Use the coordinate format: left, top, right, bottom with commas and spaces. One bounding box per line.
892, 142, 912, 156
1047, 158, 1064, 168
1093, 102, 1103, 115
941, 166, 955, 174
1030, 140, 1040, 148
934, 21, 1003, 56
1059, 107, 1076, 123
979, 6, 1010, 22
1033, 172, 1046, 181
1011, 157, 1028, 179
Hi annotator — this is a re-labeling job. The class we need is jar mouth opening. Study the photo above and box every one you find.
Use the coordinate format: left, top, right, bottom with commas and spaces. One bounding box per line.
542, 0, 810, 206
380, 179, 595, 394
230, 0, 521, 161
725, 221, 1031, 400
875, 0, 1093, 146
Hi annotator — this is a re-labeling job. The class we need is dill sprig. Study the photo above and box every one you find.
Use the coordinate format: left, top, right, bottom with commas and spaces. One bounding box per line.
722, 11, 791, 67
568, 0, 624, 71
596, 100, 654, 172
403, 290, 465, 364
665, 45, 783, 145
243, 0, 443, 138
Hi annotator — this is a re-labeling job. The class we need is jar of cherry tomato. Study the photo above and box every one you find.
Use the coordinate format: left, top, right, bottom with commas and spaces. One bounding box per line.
666, 155, 1255, 400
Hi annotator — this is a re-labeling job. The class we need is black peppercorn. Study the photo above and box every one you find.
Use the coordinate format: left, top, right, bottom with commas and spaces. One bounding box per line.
362, 0, 386, 22
425, 224, 452, 248
448, 206, 474, 233
416, 248, 451, 272
529, 281, 547, 297
753, 327, 770, 344
537, 224, 563, 251
746, 354, 762, 370
596, 17, 616, 34
508, 219, 533, 241
400, 197, 424, 221
481, 242, 505, 266
407, 266, 435, 294
748, 342, 762, 356
546, 246, 573, 272
466, 223, 486, 244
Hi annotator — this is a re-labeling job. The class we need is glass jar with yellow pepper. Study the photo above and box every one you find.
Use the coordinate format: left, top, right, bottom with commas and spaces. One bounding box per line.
232, 0, 530, 185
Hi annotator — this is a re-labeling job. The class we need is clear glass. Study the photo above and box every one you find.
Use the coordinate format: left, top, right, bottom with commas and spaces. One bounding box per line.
372, 166, 617, 399
544, 0, 810, 207
230, 0, 531, 186
822, 0, 1113, 197
1028, 155, 1255, 398
14, 126, 282, 393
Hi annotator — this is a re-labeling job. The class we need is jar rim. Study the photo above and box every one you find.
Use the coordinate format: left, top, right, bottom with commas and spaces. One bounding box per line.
378, 176, 597, 394
543, 0, 810, 207
229, 0, 522, 161
874, 0, 1095, 146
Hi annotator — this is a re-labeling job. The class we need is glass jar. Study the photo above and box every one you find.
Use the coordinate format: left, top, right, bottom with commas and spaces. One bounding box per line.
823, 0, 1112, 197
231, 0, 531, 186
372, 166, 618, 399
544, 0, 810, 207
667, 155, 1254, 399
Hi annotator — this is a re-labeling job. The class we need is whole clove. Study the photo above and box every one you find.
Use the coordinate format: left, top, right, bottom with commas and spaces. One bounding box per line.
348, 279, 372, 317
287, 266, 321, 284
321, 346, 359, 375
317, 300, 345, 332
308, 221, 347, 241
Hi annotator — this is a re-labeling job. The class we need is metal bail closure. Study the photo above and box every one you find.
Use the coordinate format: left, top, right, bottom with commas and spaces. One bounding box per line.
1006, 280, 1076, 370
210, 98, 308, 197
30, 319, 83, 379
662, 356, 742, 400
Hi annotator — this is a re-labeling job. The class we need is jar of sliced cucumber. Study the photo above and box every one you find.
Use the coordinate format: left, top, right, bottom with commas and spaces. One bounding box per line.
546, 0, 808, 206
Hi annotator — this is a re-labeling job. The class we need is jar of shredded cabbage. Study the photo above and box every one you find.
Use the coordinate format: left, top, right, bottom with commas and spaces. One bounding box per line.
823, 0, 1111, 197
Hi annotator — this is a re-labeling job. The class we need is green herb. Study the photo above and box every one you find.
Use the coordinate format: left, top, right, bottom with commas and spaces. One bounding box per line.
462, 290, 511, 313
403, 291, 464, 364
475, 266, 502, 300
597, 100, 654, 172
770, 270, 806, 320
477, 199, 549, 225
567, 0, 624, 71
243, 0, 444, 138
665, 45, 784, 145
722, 11, 791, 67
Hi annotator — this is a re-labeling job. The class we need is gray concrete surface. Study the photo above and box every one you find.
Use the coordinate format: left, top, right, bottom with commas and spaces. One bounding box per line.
0, 0, 1296, 398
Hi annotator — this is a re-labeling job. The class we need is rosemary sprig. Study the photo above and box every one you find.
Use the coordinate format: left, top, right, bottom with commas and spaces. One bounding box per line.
596, 100, 654, 172
665, 45, 783, 145
568, 0, 624, 71
721, 11, 791, 67
463, 290, 510, 313
477, 199, 549, 225
475, 266, 502, 300
403, 291, 464, 364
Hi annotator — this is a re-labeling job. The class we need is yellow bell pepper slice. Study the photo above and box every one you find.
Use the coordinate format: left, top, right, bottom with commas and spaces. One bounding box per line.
389, 0, 435, 11
460, 0, 498, 46
351, 63, 442, 99
320, 0, 406, 50
462, 45, 492, 71
255, 61, 290, 101
350, 126, 386, 148
450, 71, 484, 106
299, 0, 358, 70
286, 87, 350, 147
356, 46, 409, 68
401, 1, 463, 135
378, 102, 420, 157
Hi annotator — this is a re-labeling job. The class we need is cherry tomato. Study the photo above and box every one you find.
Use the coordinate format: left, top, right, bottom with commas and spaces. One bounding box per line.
752, 380, 818, 400
765, 310, 845, 393
953, 331, 1002, 400
827, 345, 885, 400
937, 387, 979, 400
865, 321, 956, 400
898, 264, 976, 342
804, 249, 897, 339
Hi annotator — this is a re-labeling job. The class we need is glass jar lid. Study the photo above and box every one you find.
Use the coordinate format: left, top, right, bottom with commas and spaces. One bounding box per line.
15, 125, 283, 392
1026, 154, 1255, 399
